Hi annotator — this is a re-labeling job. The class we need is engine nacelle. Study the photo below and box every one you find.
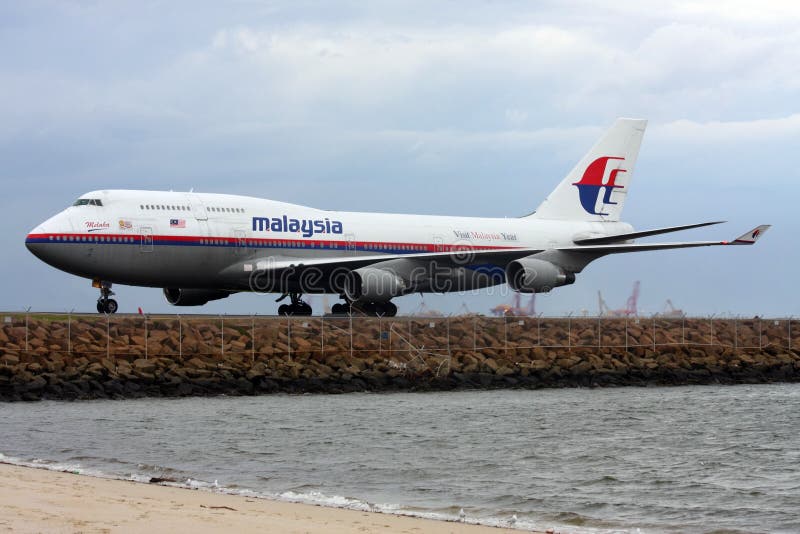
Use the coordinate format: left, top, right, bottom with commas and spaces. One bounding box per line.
163, 288, 231, 306
343, 267, 405, 302
506, 258, 575, 293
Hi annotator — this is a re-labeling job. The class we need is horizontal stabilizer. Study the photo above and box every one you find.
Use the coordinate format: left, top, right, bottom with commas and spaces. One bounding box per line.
573, 221, 726, 246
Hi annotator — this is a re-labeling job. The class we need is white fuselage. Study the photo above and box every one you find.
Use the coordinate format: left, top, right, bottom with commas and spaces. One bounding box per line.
26, 189, 632, 292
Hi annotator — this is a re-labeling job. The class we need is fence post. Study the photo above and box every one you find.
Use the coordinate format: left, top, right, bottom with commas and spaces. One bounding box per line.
682, 316, 686, 346
538, 313, 542, 347
567, 313, 572, 351
625, 316, 628, 352
652, 316, 656, 351
408, 317, 412, 357
446, 316, 451, 356
598, 315, 602, 349
473, 316, 477, 352
710, 315, 714, 347
503, 315, 508, 354
67, 309, 73, 354
178, 314, 183, 360
287, 317, 292, 360
25, 307, 30, 352
758, 317, 762, 350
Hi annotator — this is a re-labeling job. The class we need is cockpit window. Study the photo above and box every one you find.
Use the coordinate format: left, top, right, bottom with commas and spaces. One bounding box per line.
72, 198, 103, 207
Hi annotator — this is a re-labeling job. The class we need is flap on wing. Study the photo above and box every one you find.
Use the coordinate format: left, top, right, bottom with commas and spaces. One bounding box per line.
561, 225, 770, 254
573, 221, 725, 246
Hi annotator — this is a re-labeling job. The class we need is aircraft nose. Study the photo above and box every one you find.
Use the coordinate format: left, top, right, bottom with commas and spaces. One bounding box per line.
25, 223, 48, 256
26, 211, 67, 258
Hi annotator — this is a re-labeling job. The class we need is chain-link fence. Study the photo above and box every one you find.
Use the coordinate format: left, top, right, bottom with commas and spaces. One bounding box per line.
1, 313, 797, 364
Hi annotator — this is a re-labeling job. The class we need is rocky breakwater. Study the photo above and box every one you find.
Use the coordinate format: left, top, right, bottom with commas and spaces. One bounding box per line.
1, 314, 799, 401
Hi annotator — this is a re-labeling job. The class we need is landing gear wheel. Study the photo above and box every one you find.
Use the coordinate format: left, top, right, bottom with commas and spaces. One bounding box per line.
350, 301, 397, 317
331, 303, 349, 315
95, 281, 118, 314
382, 302, 397, 317
97, 298, 118, 314
277, 293, 313, 316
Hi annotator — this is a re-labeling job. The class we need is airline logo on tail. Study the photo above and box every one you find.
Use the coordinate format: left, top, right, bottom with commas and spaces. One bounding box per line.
573, 156, 626, 216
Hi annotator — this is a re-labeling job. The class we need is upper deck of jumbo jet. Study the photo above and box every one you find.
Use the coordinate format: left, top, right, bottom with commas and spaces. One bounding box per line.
27, 188, 637, 242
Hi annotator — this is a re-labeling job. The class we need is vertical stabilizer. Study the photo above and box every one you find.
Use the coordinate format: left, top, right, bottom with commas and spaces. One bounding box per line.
530, 118, 647, 221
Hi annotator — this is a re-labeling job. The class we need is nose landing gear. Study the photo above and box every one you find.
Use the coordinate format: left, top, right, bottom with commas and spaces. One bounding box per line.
94, 280, 118, 314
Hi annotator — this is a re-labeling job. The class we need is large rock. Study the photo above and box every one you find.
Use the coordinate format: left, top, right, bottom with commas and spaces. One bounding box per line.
132, 358, 157, 374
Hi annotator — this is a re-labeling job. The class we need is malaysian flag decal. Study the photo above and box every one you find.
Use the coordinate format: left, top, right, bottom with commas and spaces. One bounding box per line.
170, 219, 186, 228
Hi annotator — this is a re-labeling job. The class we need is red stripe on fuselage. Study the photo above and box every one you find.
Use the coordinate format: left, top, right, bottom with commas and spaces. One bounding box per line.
25, 233, 521, 252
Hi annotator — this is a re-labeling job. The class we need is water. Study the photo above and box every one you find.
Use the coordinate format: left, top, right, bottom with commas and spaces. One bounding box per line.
2, 385, 799, 533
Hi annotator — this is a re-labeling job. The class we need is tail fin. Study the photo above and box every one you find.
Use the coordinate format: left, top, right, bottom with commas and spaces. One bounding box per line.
530, 118, 647, 222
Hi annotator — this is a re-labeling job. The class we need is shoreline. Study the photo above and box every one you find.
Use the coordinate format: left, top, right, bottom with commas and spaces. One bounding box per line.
0, 462, 536, 533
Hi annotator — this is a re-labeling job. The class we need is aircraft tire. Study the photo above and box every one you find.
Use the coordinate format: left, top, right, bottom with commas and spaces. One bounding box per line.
383, 302, 397, 317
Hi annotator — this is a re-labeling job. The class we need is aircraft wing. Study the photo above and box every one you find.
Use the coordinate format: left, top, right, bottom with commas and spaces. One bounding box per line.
224, 225, 770, 279
562, 224, 771, 254
572, 220, 725, 245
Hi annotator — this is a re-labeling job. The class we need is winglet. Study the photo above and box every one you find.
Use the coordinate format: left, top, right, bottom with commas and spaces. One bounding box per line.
730, 225, 771, 245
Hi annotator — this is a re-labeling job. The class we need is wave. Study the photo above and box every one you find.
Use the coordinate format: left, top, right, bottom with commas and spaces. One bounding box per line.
0, 451, 617, 534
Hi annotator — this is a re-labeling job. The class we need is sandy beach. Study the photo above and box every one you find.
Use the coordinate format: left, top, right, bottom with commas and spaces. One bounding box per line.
0, 463, 530, 533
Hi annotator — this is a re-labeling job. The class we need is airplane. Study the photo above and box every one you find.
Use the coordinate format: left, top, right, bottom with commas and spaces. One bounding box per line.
25, 118, 769, 316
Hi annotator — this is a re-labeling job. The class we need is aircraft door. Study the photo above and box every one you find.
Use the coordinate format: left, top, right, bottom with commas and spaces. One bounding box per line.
140, 226, 154, 252
234, 229, 247, 255
433, 234, 445, 253
344, 233, 357, 255
187, 193, 208, 221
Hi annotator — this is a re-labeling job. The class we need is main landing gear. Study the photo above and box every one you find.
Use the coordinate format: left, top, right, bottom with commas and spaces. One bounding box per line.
276, 293, 313, 316
94, 281, 118, 314
331, 300, 397, 317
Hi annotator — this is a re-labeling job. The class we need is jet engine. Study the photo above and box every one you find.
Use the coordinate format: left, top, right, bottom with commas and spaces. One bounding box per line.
506, 258, 575, 293
343, 267, 405, 302
163, 288, 231, 306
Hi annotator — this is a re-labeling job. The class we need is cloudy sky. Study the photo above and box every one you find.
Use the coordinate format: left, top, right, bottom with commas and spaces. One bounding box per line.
2, 0, 798, 316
